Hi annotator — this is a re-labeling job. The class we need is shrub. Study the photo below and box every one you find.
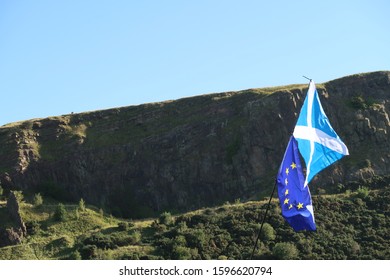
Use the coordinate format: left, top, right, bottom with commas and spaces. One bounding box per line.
33, 193, 43, 207
69, 250, 82, 260
130, 231, 142, 245
83, 232, 117, 250
118, 222, 129, 231
128, 220, 135, 228
350, 96, 367, 109
120, 221, 134, 230
25, 220, 40, 235
185, 229, 206, 249
13, 191, 24, 203
78, 198, 86, 212
260, 223, 276, 242
54, 203, 67, 221
272, 242, 299, 260
173, 235, 187, 247
159, 212, 174, 225
80, 245, 98, 260
349, 96, 375, 110
356, 186, 369, 199
0, 185, 3, 197
75, 209, 80, 220
172, 245, 193, 260
336, 183, 346, 193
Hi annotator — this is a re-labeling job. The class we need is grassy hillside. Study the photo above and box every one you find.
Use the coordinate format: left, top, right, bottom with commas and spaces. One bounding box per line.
1, 181, 389, 260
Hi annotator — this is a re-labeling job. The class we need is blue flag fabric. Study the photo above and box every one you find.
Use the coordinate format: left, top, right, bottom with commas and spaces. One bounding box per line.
277, 136, 316, 231
293, 81, 349, 186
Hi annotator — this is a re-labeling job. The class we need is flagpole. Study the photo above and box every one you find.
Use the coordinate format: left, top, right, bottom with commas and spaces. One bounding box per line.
250, 180, 277, 260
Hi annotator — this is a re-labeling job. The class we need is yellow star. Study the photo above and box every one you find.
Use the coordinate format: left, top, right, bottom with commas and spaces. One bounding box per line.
285, 167, 289, 175
288, 204, 293, 210
284, 189, 289, 196
291, 162, 297, 169
297, 203, 304, 209
284, 178, 288, 186
284, 198, 289, 205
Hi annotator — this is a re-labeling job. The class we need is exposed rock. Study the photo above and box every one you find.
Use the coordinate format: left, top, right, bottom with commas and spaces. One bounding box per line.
0, 228, 25, 247
6, 192, 27, 236
0, 71, 389, 218
0, 192, 27, 247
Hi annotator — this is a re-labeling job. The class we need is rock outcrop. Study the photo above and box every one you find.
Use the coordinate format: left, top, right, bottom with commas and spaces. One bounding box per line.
0, 192, 27, 246
6, 192, 27, 236
0, 71, 389, 218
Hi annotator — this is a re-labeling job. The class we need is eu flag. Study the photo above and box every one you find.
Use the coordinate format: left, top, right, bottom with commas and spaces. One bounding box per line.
277, 136, 316, 231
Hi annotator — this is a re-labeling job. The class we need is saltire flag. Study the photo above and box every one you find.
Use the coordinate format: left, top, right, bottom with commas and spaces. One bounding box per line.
293, 80, 349, 186
276, 136, 316, 231
276, 80, 348, 231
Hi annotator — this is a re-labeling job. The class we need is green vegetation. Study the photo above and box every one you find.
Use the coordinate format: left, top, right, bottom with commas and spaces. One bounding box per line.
33, 193, 43, 207
152, 186, 390, 260
0, 183, 389, 260
348, 95, 377, 110
272, 242, 299, 260
78, 198, 86, 212
14, 191, 24, 203
158, 212, 174, 226
356, 186, 370, 199
54, 203, 67, 222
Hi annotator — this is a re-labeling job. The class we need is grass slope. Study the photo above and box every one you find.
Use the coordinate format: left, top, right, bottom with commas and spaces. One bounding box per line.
0, 183, 389, 260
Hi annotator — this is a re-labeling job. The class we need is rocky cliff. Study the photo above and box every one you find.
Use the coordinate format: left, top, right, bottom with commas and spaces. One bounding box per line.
0, 71, 389, 218
0, 192, 27, 246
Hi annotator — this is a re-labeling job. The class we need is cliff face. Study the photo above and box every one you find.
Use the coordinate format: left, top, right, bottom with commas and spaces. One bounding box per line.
1, 71, 389, 218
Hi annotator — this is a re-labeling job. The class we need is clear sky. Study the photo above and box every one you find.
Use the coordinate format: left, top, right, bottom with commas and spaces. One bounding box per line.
1, 0, 389, 125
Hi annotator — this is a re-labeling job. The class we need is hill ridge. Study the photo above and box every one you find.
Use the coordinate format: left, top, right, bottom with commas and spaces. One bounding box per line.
0, 70, 390, 218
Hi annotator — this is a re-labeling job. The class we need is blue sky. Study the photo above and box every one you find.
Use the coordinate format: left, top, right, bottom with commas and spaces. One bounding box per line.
1, 0, 389, 125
